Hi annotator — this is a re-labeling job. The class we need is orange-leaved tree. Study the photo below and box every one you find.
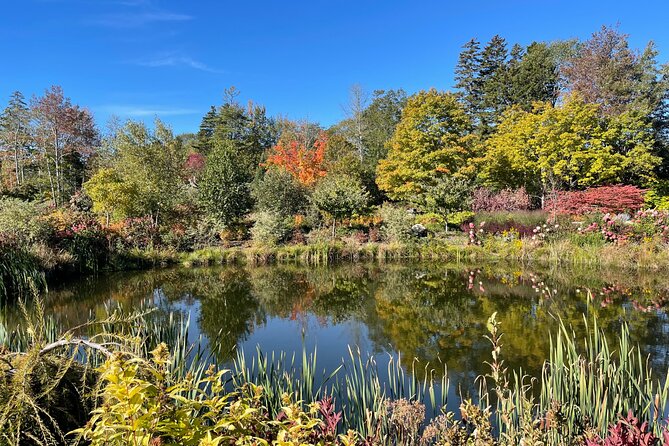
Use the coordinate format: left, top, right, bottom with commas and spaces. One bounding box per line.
264, 131, 328, 186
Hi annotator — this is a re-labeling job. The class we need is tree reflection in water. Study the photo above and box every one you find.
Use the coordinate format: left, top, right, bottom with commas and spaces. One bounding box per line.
15, 262, 669, 387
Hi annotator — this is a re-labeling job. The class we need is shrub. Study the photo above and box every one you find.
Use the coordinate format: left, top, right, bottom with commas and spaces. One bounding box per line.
0, 197, 48, 244
253, 167, 308, 218
470, 211, 547, 237
251, 211, 293, 246
377, 204, 414, 243
184, 216, 227, 250
645, 181, 669, 210
577, 209, 669, 244
586, 411, 665, 446
446, 210, 475, 227
545, 185, 646, 215
113, 216, 158, 250
44, 209, 110, 271
472, 187, 531, 212
76, 343, 341, 446
415, 213, 445, 232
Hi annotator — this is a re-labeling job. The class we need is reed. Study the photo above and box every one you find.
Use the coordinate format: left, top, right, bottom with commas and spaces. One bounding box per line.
0, 242, 46, 304
230, 344, 448, 439
539, 315, 669, 438
3, 299, 669, 444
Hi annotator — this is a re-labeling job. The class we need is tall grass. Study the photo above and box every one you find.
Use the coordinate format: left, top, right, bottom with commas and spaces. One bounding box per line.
0, 242, 46, 304
540, 316, 669, 438
231, 344, 449, 438
3, 301, 669, 443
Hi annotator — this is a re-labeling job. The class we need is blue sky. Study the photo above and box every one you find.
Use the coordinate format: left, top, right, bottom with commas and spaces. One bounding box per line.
1, 0, 668, 134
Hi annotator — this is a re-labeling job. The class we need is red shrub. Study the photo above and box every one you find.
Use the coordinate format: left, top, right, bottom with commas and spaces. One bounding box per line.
586, 411, 665, 446
472, 187, 531, 212
545, 185, 646, 216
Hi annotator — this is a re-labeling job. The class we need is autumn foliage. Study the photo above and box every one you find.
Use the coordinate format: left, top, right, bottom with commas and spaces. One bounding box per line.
264, 131, 328, 186
472, 187, 531, 212
545, 185, 646, 215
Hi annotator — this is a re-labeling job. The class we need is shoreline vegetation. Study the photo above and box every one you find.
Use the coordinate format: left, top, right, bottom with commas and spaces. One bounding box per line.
4, 228, 669, 303
2, 25, 669, 298
2, 303, 669, 445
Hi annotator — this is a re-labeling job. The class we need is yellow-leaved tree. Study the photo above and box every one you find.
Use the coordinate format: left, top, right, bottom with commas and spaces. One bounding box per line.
479, 94, 660, 200
376, 89, 475, 204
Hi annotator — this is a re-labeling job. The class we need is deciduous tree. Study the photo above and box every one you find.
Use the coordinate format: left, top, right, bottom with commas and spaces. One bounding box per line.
199, 139, 254, 226
311, 175, 369, 236
264, 130, 328, 186
479, 95, 660, 201
562, 26, 666, 117
31, 86, 99, 206
376, 89, 474, 204
105, 119, 185, 226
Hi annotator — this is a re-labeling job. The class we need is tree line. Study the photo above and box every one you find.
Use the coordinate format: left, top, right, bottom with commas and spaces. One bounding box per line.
1, 25, 668, 243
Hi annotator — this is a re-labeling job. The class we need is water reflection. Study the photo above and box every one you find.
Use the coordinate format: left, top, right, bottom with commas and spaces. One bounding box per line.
12, 262, 669, 385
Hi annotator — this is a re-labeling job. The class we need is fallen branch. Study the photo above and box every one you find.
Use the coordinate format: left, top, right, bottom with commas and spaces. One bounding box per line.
39, 339, 113, 357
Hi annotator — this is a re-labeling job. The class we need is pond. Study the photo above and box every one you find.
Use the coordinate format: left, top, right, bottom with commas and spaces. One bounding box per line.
7, 262, 669, 401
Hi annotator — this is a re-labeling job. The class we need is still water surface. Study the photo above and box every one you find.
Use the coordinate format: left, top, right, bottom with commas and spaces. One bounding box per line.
17, 262, 669, 393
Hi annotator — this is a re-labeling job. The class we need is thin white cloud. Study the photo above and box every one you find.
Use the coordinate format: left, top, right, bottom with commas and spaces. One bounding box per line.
134, 54, 224, 73
89, 11, 192, 28
96, 105, 199, 117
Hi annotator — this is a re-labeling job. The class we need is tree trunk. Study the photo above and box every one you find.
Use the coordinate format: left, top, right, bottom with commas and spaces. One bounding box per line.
53, 128, 62, 206
11, 128, 21, 186
332, 218, 336, 238
13, 146, 19, 186
46, 157, 56, 207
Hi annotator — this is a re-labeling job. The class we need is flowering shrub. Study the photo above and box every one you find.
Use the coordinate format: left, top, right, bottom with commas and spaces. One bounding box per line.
467, 222, 485, 245
577, 210, 669, 244
45, 210, 109, 271
546, 185, 646, 215
472, 187, 531, 212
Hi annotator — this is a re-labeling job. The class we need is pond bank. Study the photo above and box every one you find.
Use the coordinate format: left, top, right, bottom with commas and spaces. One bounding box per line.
176, 236, 669, 270
4, 234, 669, 304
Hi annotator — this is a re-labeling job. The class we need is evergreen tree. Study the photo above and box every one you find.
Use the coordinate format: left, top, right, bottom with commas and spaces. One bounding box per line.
478, 35, 509, 133
454, 39, 483, 123
195, 88, 278, 169
0, 91, 31, 188
194, 106, 218, 154
508, 42, 561, 109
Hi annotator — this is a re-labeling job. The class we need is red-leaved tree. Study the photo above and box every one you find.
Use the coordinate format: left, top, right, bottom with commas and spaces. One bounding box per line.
545, 185, 646, 215
184, 152, 206, 185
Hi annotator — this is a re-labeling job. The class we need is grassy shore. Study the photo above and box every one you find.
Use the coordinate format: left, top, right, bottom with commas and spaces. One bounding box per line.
173, 235, 669, 270
4, 233, 669, 304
